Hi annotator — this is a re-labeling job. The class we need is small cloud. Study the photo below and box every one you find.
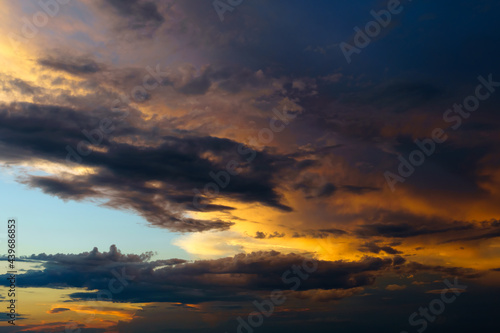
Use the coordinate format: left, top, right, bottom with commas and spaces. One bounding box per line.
268, 231, 285, 238
38, 56, 102, 75
254, 231, 285, 239
47, 307, 71, 314
411, 281, 429, 285
255, 231, 266, 239
386, 284, 407, 291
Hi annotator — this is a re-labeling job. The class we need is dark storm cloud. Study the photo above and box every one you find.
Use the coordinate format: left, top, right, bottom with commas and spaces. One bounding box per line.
15, 245, 183, 290
9, 247, 404, 304
0, 103, 112, 161
3, 0, 500, 331
26, 176, 99, 200
0, 60, 328, 233
38, 56, 102, 75
15, 245, 483, 311
27, 244, 158, 263
80, 135, 294, 211
0, 102, 305, 231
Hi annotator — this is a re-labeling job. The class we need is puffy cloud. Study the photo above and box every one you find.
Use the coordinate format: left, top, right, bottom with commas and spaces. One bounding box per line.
385, 284, 407, 291
0, 101, 311, 231
12, 246, 407, 305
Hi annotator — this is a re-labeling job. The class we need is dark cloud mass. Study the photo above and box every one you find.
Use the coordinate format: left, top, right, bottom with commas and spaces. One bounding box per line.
0, 102, 308, 231
6, 246, 408, 304
2, 0, 500, 331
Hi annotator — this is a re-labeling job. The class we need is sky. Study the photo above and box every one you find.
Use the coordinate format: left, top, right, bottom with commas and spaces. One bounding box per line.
0, 0, 500, 332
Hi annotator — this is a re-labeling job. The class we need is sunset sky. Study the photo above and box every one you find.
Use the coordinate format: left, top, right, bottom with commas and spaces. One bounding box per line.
1, 0, 500, 332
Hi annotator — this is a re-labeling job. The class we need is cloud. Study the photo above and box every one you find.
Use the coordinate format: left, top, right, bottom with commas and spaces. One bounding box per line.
0, 101, 312, 231
355, 212, 476, 239
11, 246, 406, 305
98, 0, 165, 36
38, 56, 102, 75
318, 228, 348, 236
402, 262, 483, 279
385, 284, 407, 291
293, 287, 364, 302
254, 231, 286, 239
26, 176, 99, 200
9, 78, 40, 95
255, 231, 266, 239
290, 228, 348, 239
1, 0, 500, 332
0, 74, 42, 96
14, 245, 184, 290
47, 307, 71, 314
440, 221, 500, 243
358, 241, 402, 255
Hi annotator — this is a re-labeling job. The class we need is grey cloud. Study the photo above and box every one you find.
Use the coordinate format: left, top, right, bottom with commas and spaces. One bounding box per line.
38, 56, 102, 75
9, 78, 40, 95
0, 102, 302, 232
11, 247, 402, 304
